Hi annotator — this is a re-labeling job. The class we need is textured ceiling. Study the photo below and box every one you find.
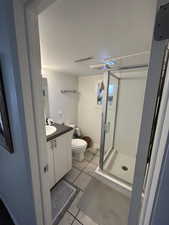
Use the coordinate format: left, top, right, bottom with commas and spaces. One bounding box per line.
39, 0, 157, 76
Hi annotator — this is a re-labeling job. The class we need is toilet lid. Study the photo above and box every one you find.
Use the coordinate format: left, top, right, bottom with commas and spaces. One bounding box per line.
72, 139, 87, 148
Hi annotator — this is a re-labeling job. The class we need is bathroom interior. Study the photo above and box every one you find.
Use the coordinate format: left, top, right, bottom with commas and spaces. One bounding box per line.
38, 0, 155, 225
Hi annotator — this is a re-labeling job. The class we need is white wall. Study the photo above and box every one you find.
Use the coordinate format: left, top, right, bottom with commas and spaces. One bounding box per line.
115, 72, 147, 157
77, 75, 103, 148
77, 71, 146, 155
42, 68, 78, 124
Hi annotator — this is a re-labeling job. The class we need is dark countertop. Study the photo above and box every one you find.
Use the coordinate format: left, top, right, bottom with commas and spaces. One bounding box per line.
46, 123, 73, 142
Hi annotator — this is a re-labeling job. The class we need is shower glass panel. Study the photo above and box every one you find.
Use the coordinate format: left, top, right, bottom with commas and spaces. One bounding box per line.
100, 66, 148, 187
100, 71, 119, 169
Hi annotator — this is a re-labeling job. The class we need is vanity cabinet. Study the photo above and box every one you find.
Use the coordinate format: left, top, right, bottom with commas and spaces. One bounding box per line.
47, 130, 73, 189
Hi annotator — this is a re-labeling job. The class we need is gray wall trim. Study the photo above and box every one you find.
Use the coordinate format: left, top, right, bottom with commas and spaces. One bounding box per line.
150, 132, 169, 225
0, 1, 38, 224
128, 0, 169, 224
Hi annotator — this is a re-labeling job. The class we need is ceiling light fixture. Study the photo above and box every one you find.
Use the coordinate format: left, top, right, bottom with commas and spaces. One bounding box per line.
105, 60, 117, 67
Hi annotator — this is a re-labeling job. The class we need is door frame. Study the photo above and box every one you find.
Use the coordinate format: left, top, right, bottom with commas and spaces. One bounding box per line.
128, 0, 169, 224
139, 44, 169, 225
12, 0, 169, 225
13, 0, 56, 225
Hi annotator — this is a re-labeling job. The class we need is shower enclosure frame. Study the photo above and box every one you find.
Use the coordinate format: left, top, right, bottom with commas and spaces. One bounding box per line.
99, 65, 148, 173
99, 71, 120, 170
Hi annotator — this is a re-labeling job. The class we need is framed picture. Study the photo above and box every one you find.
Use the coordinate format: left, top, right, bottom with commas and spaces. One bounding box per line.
0, 67, 14, 153
108, 84, 114, 106
97, 80, 104, 105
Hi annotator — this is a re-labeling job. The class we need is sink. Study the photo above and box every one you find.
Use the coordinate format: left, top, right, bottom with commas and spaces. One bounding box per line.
45, 125, 57, 136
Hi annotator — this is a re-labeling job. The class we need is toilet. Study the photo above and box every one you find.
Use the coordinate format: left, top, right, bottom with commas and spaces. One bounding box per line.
67, 124, 87, 161
72, 138, 87, 162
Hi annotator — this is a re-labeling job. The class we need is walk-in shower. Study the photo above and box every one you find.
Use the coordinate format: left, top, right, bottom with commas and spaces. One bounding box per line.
97, 63, 148, 194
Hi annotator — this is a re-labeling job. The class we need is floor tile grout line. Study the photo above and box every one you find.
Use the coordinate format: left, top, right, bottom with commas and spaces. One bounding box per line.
71, 166, 97, 191
67, 209, 83, 225
72, 173, 92, 192
82, 169, 96, 178
67, 210, 78, 219
72, 171, 83, 183
64, 211, 77, 225
74, 216, 84, 225
71, 216, 76, 225
73, 158, 98, 172
72, 168, 85, 183
67, 208, 80, 219
65, 166, 83, 184
70, 213, 76, 225
72, 160, 94, 180
64, 172, 85, 193
72, 164, 88, 173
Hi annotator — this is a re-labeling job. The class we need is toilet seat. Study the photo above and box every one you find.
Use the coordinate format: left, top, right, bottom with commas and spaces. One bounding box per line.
72, 139, 87, 150
72, 139, 87, 161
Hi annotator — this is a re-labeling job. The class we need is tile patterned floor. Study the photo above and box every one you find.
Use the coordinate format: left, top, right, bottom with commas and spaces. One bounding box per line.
74, 172, 92, 191
84, 162, 98, 177
72, 160, 89, 171
72, 220, 81, 225
68, 191, 83, 217
58, 148, 100, 225
65, 167, 81, 183
57, 212, 74, 225
77, 211, 99, 225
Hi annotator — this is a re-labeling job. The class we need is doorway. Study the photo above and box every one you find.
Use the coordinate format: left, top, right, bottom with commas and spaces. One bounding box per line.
13, 0, 169, 225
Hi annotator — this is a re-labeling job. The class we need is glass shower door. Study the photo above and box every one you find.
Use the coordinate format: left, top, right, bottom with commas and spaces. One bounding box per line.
100, 71, 119, 169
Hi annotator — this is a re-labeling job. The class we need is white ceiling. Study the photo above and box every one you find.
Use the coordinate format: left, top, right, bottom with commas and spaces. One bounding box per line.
38, 0, 157, 76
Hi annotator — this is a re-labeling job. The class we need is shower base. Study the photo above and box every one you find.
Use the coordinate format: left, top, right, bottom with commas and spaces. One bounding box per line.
104, 150, 136, 185
95, 150, 136, 197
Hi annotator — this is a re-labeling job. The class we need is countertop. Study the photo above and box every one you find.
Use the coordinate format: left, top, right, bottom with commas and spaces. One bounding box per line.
46, 123, 73, 142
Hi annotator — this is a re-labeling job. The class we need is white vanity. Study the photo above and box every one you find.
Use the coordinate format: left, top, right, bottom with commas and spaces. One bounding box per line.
46, 124, 73, 189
